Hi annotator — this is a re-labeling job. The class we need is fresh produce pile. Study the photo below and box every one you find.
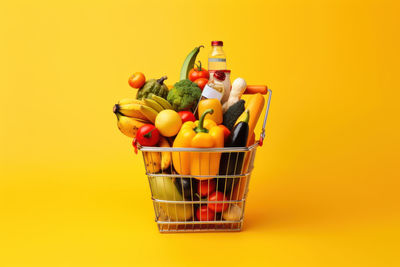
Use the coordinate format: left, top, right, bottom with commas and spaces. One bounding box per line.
114, 43, 268, 223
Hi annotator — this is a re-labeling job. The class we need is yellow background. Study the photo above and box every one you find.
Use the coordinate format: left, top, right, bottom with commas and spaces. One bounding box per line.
1, 0, 399, 266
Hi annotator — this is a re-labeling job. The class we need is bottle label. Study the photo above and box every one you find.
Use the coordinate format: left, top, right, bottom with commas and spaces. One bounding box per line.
201, 85, 223, 101
208, 58, 226, 62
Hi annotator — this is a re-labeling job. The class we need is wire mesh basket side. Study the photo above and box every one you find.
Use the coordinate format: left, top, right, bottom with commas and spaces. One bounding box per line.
142, 146, 257, 232
139, 89, 271, 232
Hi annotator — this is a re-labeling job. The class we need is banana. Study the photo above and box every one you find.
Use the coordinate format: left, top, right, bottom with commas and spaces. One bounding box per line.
152, 95, 173, 110
144, 151, 161, 173
180, 45, 204, 80
143, 98, 164, 113
115, 103, 148, 121
118, 98, 144, 105
139, 105, 158, 124
114, 112, 146, 138
134, 118, 151, 123
158, 137, 172, 170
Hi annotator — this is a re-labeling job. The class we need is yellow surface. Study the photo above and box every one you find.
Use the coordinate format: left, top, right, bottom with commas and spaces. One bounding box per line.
1, 0, 399, 266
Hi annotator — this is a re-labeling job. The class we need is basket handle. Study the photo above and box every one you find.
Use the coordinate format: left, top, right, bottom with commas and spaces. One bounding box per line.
258, 89, 272, 146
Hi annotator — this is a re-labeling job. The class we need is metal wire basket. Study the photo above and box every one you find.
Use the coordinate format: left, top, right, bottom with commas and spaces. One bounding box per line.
138, 89, 272, 233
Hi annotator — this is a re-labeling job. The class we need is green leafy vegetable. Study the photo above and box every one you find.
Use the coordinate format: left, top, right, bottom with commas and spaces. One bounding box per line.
167, 79, 202, 111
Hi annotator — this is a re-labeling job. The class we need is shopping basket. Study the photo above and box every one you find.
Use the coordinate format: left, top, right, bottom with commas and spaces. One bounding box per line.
138, 89, 272, 233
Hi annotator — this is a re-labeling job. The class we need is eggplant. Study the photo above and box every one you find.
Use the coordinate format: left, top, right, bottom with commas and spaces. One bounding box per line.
218, 110, 250, 194
174, 177, 199, 201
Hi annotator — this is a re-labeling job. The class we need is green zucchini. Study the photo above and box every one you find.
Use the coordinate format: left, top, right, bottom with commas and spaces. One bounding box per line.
222, 100, 245, 131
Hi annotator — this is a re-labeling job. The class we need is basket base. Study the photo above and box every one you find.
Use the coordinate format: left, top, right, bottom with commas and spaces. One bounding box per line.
157, 222, 243, 233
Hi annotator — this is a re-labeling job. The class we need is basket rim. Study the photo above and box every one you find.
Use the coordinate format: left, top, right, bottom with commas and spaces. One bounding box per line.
138, 142, 259, 152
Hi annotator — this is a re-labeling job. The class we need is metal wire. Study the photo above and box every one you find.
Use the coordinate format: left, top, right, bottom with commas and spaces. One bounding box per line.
144, 148, 256, 232
139, 90, 272, 233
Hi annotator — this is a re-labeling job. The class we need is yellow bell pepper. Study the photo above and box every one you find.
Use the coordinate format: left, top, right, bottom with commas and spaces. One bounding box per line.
198, 99, 223, 125
172, 109, 224, 179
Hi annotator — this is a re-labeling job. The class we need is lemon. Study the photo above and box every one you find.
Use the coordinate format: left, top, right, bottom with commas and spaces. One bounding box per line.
155, 110, 182, 137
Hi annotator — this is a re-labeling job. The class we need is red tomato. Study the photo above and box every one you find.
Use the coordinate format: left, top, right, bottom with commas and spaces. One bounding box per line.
197, 179, 216, 197
188, 61, 209, 82
194, 78, 208, 90
196, 205, 215, 221
208, 191, 228, 212
178, 111, 196, 123
128, 72, 146, 89
136, 124, 160, 146
218, 125, 231, 141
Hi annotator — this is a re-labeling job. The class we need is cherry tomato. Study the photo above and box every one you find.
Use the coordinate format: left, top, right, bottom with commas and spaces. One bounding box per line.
208, 191, 228, 212
197, 179, 216, 197
128, 72, 146, 89
178, 111, 196, 123
136, 124, 160, 146
196, 205, 215, 221
194, 78, 208, 90
218, 125, 231, 141
188, 61, 209, 82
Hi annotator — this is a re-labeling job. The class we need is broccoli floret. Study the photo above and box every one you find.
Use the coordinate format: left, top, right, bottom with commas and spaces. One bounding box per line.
167, 79, 202, 111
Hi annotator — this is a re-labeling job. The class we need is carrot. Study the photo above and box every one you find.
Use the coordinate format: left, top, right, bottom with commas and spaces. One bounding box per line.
244, 85, 268, 95
235, 93, 265, 146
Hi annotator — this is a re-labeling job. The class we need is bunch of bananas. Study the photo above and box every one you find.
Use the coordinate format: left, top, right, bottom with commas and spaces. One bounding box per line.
113, 95, 173, 173
113, 95, 173, 138
143, 137, 171, 173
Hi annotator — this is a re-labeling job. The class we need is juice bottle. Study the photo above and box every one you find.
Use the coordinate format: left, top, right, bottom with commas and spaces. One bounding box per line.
201, 71, 226, 101
208, 41, 227, 71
